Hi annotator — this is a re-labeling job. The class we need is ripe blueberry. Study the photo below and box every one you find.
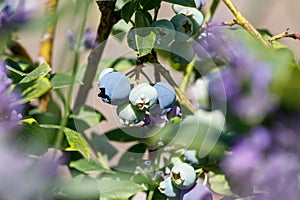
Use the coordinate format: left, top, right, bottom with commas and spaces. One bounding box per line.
158, 176, 180, 198
129, 83, 158, 111
179, 8, 204, 34
180, 182, 213, 200
151, 19, 175, 46
153, 82, 176, 110
98, 72, 131, 105
117, 103, 145, 125
171, 14, 194, 41
171, 163, 196, 189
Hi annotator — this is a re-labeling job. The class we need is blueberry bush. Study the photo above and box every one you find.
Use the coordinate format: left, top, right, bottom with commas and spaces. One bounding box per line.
1, 0, 300, 199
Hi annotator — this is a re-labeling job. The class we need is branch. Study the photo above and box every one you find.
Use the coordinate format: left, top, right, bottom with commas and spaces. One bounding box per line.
269, 28, 300, 43
38, 0, 59, 65
204, 0, 220, 23
147, 52, 196, 114
221, 0, 269, 46
74, 0, 121, 110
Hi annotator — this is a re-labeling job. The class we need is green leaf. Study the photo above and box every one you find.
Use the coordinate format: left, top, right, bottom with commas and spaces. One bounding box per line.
40, 124, 90, 159
50, 72, 83, 89
97, 179, 144, 199
136, 31, 156, 57
135, 10, 152, 29
20, 62, 51, 83
19, 77, 52, 103
121, 1, 137, 23
70, 105, 103, 130
105, 126, 150, 142
209, 172, 237, 197
70, 159, 112, 173
140, 0, 162, 10
163, 0, 196, 7
17, 121, 48, 155
118, 143, 147, 172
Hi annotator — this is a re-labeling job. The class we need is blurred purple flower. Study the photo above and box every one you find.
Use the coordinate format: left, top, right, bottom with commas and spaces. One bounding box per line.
0, 61, 23, 135
82, 28, 98, 49
66, 28, 98, 51
206, 31, 277, 124
222, 123, 300, 200
0, 0, 32, 32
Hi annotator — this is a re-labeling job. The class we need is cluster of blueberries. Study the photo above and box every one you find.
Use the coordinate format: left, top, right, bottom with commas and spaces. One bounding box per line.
98, 69, 179, 126
127, 5, 205, 65
159, 162, 212, 199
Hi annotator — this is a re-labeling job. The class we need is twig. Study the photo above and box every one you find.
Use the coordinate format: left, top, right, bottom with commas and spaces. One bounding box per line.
38, 0, 59, 112
221, 0, 269, 46
74, 0, 121, 110
148, 52, 196, 114
269, 28, 300, 43
222, 19, 237, 26
39, 0, 59, 65
204, 0, 220, 23
179, 57, 196, 94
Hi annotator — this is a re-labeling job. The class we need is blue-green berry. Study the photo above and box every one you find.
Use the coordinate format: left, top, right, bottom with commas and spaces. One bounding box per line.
158, 176, 180, 198
171, 163, 196, 189
98, 72, 131, 105
179, 7, 204, 34
117, 103, 145, 125
129, 83, 158, 111
153, 82, 176, 110
170, 40, 195, 64
171, 14, 194, 41
151, 19, 175, 46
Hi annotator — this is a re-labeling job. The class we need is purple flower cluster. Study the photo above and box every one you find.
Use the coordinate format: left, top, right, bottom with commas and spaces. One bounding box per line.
0, 0, 31, 33
206, 29, 277, 124
0, 61, 23, 135
66, 28, 98, 51
222, 119, 300, 199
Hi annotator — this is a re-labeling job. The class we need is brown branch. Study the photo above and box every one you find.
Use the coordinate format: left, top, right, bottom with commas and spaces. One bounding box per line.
74, 0, 121, 110
38, 0, 59, 112
39, 0, 59, 65
222, 0, 270, 46
269, 28, 300, 43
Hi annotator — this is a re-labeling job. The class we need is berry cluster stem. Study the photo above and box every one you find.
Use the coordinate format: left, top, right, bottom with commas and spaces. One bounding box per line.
221, 0, 269, 46
269, 29, 300, 43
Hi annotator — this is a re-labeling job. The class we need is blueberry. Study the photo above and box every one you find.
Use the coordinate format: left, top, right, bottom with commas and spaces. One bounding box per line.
183, 150, 200, 165
127, 28, 137, 51
170, 40, 195, 64
179, 8, 204, 34
171, 14, 194, 41
180, 182, 213, 200
117, 103, 145, 125
171, 163, 196, 189
153, 82, 176, 110
158, 176, 180, 198
151, 19, 175, 46
129, 83, 158, 111
98, 72, 131, 105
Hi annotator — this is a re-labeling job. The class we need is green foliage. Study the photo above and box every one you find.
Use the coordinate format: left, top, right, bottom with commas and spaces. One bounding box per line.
121, 1, 137, 23
163, 0, 196, 7
209, 172, 238, 197
70, 159, 113, 173
40, 124, 91, 159
97, 179, 145, 200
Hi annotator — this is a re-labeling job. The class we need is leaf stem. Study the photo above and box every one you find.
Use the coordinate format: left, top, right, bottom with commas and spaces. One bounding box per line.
53, 1, 90, 158
147, 190, 154, 200
179, 57, 195, 93
221, 0, 269, 46
204, 0, 220, 22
